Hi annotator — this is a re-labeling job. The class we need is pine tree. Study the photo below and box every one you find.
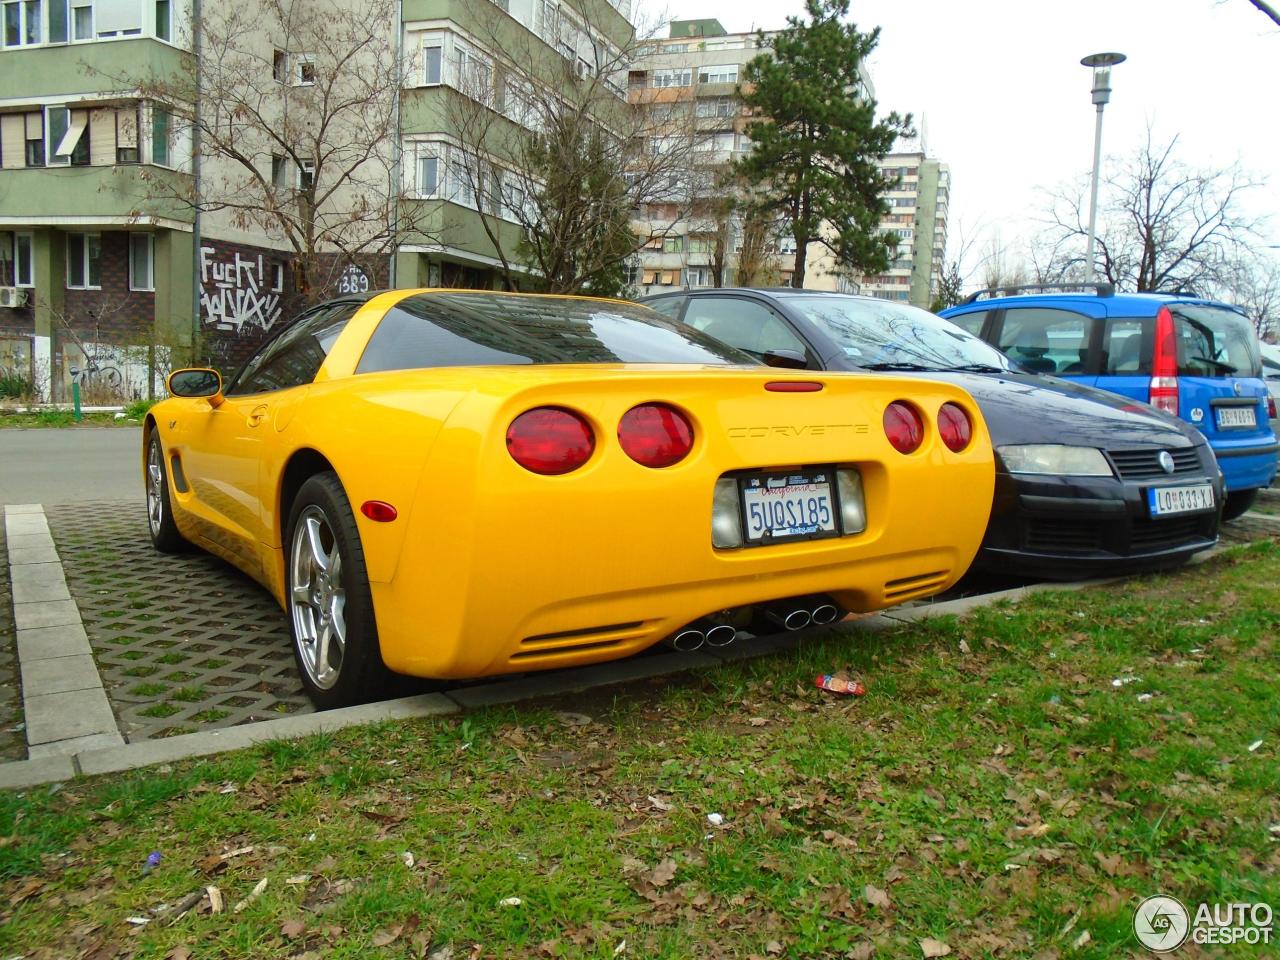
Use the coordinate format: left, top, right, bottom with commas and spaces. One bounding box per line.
734, 0, 911, 288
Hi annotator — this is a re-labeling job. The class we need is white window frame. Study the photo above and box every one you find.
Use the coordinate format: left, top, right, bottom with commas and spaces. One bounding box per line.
65, 232, 101, 290
12, 232, 34, 288
422, 32, 443, 85
2, 0, 42, 47
416, 149, 439, 198
293, 53, 316, 87
652, 68, 692, 89
128, 233, 154, 291
154, 0, 170, 41
271, 261, 284, 293
699, 64, 738, 85
297, 157, 315, 190
71, 0, 92, 40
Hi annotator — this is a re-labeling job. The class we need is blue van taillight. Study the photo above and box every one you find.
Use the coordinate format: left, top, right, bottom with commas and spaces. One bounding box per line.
1149, 306, 1179, 416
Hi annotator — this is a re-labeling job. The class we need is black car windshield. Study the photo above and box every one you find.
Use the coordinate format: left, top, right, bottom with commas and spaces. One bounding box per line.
357, 293, 751, 373
780, 295, 1017, 373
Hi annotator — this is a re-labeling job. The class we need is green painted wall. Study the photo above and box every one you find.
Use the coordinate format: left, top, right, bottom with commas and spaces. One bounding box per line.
910, 161, 940, 308
0, 38, 189, 100
0, 167, 192, 222
154, 229, 194, 346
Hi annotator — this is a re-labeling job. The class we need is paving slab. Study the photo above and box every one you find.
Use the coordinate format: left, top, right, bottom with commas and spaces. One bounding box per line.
2, 504, 44, 516
20, 654, 105, 696
7, 562, 66, 587
4, 514, 50, 537
0, 755, 75, 790
5, 533, 56, 552
27, 732, 125, 759
77, 693, 459, 776
15, 623, 92, 661
12, 579, 71, 604
24, 690, 119, 745
13, 599, 81, 630
6, 546, 60, 566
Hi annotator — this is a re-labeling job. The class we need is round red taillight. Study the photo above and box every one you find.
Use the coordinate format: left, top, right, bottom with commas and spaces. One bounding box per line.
883, 401, 924, 454
617, 403, 694, 468
506, 407, 595, 475
937, 402, 972, 452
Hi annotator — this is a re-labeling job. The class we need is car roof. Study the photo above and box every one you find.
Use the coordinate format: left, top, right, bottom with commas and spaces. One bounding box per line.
642, 287, 890, 304
950, 288, 1241, 315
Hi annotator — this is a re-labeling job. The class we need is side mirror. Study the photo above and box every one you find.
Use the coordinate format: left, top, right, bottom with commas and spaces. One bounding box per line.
168, 368, 224, 408
762, 348, 809, 370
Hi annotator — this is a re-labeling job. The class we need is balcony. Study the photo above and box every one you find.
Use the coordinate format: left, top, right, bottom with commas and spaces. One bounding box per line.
0, 165, 192, 223
0, 37, 190, 101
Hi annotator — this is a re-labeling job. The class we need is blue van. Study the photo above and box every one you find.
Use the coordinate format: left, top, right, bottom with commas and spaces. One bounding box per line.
941, 284, 1278, 519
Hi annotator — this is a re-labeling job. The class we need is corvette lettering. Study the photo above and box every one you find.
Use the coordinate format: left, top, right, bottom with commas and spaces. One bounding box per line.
727, 424, 863, 438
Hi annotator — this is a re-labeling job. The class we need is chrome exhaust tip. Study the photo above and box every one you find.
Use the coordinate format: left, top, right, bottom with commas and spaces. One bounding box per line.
810, 603, 840, 625
704, 623, 738, 647
665, 627, 706, 652
763, 603, 811, 632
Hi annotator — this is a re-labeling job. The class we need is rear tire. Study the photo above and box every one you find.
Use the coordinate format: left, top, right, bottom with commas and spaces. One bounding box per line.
285, 471, 396, 709
1222, 489, 1258, 522
145, 431, 189, 554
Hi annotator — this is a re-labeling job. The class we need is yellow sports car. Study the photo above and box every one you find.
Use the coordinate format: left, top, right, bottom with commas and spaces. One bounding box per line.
145, 290, 995, 708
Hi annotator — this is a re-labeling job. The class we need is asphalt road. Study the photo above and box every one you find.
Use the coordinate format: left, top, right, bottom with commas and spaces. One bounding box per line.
0, 427, 142, 505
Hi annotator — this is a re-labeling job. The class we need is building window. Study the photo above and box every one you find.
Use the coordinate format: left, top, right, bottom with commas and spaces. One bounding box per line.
652, 68, 692, 89
294, 54, 316, 86
271, 261, 284, 292
66, 233, 101, 290
71, 0, 90, 38
270, 153, 287, 188
150, 106, 170, 166
662, 236, 683, 253
698, 65, 738, 84
12, 233, 34, 287
297, 157, 315, 190
129, 233, 154, 291
3, 0, 42, 47
24, 111, 44, 166
154, 0, 168, 40
448, 156, 473, 207
273, 49, 288, 83
422, 35, 442, 84
417, 153, 438, 197
115, 105, 139, 162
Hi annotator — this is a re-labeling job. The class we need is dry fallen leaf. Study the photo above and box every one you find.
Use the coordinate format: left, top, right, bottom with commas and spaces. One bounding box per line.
165, 947, 193, 960
765, 940, 784, 956
919, 937, 952, 958
650, 859, 678, 887
864, 884, 891, 909
281, 918, 307, 939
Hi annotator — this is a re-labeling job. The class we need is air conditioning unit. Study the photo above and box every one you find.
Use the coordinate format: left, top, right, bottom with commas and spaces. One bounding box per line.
0, 287, 28, 309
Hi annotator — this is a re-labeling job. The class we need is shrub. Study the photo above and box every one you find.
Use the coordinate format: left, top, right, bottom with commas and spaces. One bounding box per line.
123, 398, 157, 420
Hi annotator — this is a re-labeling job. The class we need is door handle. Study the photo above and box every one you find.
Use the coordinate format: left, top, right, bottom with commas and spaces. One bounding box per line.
246, 404, 269, 428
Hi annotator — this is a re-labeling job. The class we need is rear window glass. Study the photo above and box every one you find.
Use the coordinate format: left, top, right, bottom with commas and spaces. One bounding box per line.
356, 293, 748, 373
1173, 305, 1261, 378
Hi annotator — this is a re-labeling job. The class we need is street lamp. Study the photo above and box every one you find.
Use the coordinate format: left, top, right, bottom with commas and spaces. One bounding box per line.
1081, 51, 1126, 282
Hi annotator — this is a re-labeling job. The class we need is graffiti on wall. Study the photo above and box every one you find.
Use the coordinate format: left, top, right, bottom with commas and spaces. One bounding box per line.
199, 246, 282, 335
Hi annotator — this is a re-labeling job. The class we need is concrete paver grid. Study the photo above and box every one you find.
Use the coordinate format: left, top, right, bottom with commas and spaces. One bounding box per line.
45, 501, 312, 740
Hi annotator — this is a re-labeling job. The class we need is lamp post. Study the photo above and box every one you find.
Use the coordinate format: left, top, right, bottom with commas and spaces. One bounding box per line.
1081, 52, 1126, 282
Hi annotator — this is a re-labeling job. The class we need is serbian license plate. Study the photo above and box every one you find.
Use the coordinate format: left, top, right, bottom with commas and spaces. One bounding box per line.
740, 468, 840, 545
1148, 484, 1216, 517
1216, 406, 1257, 429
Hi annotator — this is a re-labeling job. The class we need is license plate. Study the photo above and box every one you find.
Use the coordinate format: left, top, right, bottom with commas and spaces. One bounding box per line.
1216, 406, 1257, 429
740, 468, 839, 545
1148, 483, 1216, 517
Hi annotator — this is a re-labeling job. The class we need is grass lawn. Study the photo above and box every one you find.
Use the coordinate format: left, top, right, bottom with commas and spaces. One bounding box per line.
0, 411, 139, 428
2, 543, 1278, 958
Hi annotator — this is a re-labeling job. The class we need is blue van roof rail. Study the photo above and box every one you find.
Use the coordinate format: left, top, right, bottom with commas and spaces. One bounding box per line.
961, 281, 1115, 305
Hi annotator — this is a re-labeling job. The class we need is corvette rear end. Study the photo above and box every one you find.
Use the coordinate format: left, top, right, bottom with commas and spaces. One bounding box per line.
346, 365, 996, 678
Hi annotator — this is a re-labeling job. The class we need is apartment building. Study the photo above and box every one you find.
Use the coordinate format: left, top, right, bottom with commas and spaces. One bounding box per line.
857, 151, 950, 307
0, 0, 634, 401
627, 19, 875, 295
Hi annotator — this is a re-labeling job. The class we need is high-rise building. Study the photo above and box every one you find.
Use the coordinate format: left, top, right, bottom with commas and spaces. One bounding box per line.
858, 151, 950, 307
0, 0, 634, 400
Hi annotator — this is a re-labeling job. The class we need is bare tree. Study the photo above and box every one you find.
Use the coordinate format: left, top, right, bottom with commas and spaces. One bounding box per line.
109, 0, 426, 301
439, 6, 695, 294
1040, 129, 1265, 293
1211, 256, 1280, 339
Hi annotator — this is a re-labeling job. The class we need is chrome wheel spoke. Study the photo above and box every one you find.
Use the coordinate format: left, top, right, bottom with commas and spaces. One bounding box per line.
289, 504, 346, 692
291, 583, 312, 604
305, 517, 330, 572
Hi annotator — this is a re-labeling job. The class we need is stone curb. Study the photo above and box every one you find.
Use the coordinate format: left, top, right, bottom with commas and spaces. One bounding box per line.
0, 539, 1254, 790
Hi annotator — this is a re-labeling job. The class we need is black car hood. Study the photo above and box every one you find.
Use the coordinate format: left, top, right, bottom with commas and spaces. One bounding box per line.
883, 370, 1204, 449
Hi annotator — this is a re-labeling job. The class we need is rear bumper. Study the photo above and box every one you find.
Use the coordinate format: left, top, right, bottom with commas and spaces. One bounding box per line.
977, 463, 1223, 579
1211, 441, 1279, 492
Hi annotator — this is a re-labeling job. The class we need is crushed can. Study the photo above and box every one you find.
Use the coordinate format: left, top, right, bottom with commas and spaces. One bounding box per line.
815, 674, 866, 696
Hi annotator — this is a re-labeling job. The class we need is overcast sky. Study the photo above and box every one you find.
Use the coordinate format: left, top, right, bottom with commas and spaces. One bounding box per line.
635, 0, 1280, 278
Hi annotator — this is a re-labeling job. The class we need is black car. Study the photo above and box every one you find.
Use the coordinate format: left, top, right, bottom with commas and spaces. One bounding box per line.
641, 288, 1225, 579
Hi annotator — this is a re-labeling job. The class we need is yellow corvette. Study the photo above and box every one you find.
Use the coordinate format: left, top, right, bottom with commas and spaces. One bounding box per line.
145, 290, 995, 708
